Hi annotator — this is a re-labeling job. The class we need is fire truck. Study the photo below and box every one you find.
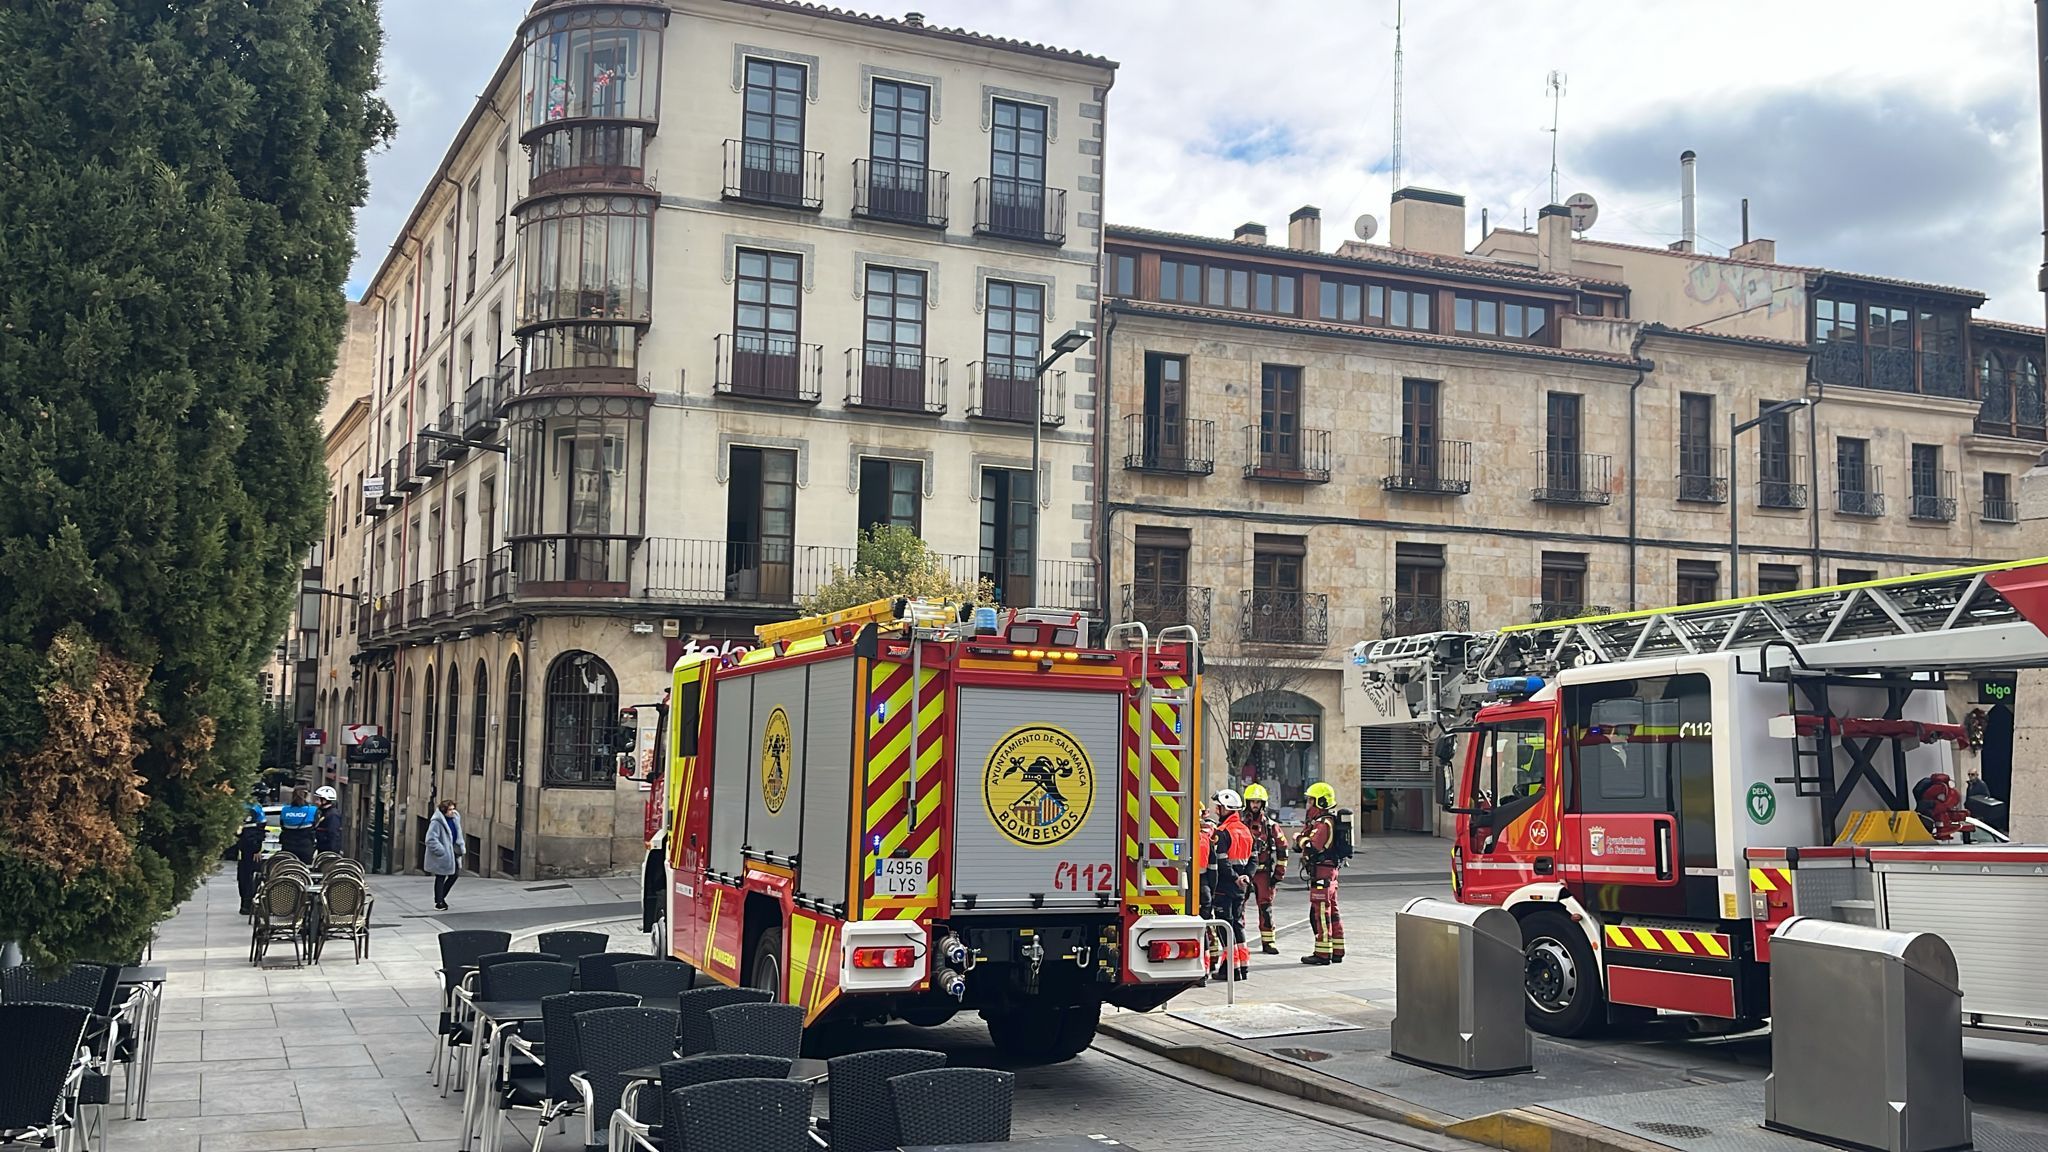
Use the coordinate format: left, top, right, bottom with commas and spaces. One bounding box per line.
1344, 559, 2048, 1039
637, 597, 1210, 1061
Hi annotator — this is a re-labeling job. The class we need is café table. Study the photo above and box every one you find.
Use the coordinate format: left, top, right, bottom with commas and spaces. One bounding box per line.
461, 999, 548, 1152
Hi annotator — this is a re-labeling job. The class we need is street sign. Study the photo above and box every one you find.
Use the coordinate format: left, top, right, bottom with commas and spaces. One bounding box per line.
302, 728, 326, 747
346, 734, 392, 763
341, 723, 382, 746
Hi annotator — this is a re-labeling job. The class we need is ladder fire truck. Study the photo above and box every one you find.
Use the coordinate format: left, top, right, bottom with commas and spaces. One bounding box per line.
1344, 559, 2048, 1039
637, 598, 1210, 1061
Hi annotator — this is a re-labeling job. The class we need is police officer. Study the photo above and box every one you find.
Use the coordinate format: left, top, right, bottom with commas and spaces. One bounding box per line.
278, 786, 319, 864
234, 804, 267, 915
1296, 782, 1345, 965
1207, 789, 1254, 981
312, 785, 342, 854
1240, 783, 1287, 954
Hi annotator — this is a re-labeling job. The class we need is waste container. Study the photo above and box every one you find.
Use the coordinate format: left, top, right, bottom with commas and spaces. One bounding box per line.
1764, 916, 1970, 1152
1389, 896, 1531, 1077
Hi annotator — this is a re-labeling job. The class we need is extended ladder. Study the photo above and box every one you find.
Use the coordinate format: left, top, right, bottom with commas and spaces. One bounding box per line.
1107, 622, 1203, 911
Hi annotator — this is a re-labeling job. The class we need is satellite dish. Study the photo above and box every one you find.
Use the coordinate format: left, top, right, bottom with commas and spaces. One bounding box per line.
1565, 192, 1599, 233
1353, 214, 1379, 242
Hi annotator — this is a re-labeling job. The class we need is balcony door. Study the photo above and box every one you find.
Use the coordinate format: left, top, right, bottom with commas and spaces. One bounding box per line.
1678, 393, 1714, 497
868, 80, 930, 220
983, 281, 1043, 420
1759, 399, 1794, 487
979, 467, 1034, 606
857, 457, 921, 535
1143, 353, 1187, 468
1392, 542, 1444, 636
726, 446, 795, 602
741, 59, 806, 203
1259, 364, 1301, 470
989, 99, 1047, 237
1400, 378, 1439, 481
733, 249, 802, 397
861, 267, 927, 409
1252, 537, 1306, 643
1132, 529, 1189, 628
1546, 392, 1582, 495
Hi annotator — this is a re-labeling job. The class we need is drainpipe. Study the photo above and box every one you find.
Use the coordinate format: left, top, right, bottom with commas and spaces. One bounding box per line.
1095, 305, 1121, 620
1807, 359, 1824, 581
1627, 329, 1651, 610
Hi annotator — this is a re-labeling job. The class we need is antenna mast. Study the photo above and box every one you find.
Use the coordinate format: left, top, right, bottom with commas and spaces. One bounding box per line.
1390, 0, 1404, 192
1545, 70, 1566, 205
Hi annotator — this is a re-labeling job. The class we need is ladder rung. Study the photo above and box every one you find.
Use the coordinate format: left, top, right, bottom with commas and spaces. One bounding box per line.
1152, 693, 1190, 707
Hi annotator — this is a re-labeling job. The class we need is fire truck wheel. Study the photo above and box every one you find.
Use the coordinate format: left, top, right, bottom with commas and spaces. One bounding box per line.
1520, 910, 1602, 1037
984, 999, 1100, 1064
749, 925, 784, 998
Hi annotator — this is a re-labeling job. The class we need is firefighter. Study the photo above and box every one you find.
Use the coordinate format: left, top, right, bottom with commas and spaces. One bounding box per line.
1240, 783, 1287, 954
1207, 789, 1254, 981
1296, 781, 1345, 965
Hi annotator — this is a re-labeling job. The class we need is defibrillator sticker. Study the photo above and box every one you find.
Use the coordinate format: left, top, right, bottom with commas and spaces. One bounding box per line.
760, 706, 792, 815
983, 724, 1095, 848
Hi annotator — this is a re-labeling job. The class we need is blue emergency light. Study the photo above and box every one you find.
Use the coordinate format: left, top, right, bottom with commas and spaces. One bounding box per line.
1489, 675, 1545, 697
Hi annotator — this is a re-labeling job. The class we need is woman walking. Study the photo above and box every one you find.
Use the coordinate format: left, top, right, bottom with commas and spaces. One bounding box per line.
425, 798, 463, 910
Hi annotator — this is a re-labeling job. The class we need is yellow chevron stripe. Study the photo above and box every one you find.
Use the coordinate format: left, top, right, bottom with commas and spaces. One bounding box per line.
1630, 927, 1662, 951
1749, 867, 1779, 893
1603, 925, 1628, 949
1663, 930, 1694, 955
1700, 933, 1729, 958
787, 915, 815, 1005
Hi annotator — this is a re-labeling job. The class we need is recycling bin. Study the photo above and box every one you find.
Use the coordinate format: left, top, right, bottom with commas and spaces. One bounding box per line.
1764, 916, 1971, 1152
1389, 896, 1531, 1077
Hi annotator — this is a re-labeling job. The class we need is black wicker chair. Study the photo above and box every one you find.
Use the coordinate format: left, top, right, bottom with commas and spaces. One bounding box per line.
669, 1078, 813, 1152
612, 960, 695, 1001
313, 872, 373, 964
673, 985, 770, 1056
889, 1067, 1014, 1146
4, 960, 144, 1138
613, 1053, 792, 1151
429, 929, 511, 1087
575, 951, 649, 993
248, 875, 310, 965
535, 930, 609, 963
569, 1007, 679, 1151
447, 960, 572, 1100
490, 990, 637, 1152
820, 1048, 946, 1152
706, 1002, 803, 1061
0, 1003, 90, 1151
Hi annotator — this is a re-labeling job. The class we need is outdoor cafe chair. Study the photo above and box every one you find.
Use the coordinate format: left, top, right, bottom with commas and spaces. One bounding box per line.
889, 1067, 1015, 1147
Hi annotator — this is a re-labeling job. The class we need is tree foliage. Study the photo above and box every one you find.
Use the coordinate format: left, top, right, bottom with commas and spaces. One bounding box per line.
799, 525, 993, 615
0, 0, 392, 965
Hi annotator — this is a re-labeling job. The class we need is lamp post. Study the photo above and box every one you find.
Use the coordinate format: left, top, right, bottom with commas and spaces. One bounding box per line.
1030, 327, 1090, 603
1729, 396, 1813, 598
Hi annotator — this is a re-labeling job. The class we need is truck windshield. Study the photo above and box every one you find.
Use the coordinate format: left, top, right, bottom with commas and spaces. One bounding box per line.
1470, 719, 1547, 808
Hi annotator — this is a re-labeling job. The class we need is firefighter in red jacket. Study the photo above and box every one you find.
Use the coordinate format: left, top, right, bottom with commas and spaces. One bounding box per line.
1207, 789, 1254, 981
1296, 781, 1345, 965
1241, 783, 1287, 954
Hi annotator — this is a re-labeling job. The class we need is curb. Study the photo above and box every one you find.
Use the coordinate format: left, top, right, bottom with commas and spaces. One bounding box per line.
1097, 1017, 1669, 1152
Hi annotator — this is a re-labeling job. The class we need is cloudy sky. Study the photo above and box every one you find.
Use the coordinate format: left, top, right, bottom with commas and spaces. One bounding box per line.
354, 0, 2044, 322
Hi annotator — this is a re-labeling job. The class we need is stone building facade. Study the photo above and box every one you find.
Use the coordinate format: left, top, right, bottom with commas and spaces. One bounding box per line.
1101, 191, 2044, 831
346, 0, 1115, 877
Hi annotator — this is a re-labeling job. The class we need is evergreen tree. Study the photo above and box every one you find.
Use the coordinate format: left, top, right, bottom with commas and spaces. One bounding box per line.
0, 0, 392, 965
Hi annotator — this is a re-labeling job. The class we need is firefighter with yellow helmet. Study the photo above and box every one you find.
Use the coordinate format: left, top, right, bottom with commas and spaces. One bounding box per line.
1240, 782, 1287, 954
1295, 781, 1347, 964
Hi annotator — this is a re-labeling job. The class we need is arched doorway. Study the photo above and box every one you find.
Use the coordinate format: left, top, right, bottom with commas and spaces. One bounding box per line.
543, 651, 617, 787
1228, 691, 1322, 823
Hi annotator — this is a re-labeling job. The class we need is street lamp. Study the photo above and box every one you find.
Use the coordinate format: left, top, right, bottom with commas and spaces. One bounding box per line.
1729, 395, 1813, 598
1029, 327, 1091, 604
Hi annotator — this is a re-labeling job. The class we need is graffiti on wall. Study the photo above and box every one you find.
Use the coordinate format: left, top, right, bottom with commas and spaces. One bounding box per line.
1685, 261, 1804, 318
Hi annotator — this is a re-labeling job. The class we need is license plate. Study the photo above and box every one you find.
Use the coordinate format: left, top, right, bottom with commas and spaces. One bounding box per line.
877, 856, 928, 896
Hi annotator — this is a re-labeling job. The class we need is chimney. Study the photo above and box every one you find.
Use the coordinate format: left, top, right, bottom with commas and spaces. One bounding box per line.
1731, 238, 1777, 264
1387, 187, 1466, 257
1232, 221, 1267, 245
1286, 206, 1322, 252
1536, 203, 1572, 274
903, 10, 924, 25
1678, 150, 1697, 254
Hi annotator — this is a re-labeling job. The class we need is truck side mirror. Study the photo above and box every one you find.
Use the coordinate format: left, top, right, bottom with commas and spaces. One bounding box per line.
616, 707, 639, 755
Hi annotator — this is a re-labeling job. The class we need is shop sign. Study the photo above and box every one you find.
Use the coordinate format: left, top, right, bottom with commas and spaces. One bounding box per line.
1230, 720, 1316, 742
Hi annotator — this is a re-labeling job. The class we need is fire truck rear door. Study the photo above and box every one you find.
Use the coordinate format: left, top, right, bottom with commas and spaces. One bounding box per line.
952, 687, 1120, 911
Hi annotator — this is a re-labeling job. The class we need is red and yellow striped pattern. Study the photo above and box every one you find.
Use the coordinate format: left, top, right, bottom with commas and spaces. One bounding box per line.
1748, 867, 1791, 894
859, 660, 944, 919
1603, 923, 1730, 958
1122, 673, 1192, 915
785, 910, 842, 1025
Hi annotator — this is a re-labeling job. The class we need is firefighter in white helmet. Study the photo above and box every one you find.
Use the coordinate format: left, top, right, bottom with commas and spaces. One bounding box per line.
1206, 788, 1254, 981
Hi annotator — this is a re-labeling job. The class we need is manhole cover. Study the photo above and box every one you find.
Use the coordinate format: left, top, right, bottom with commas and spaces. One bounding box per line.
1635, 1121, 1713, 1140
1269, 1047, 1333, 1063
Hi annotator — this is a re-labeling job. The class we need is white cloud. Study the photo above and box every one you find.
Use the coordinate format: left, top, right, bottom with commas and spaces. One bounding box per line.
352, 0, 2045, 321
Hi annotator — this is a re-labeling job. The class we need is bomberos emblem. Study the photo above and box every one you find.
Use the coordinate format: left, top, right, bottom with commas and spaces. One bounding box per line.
984, 724, 1094, 847
760, 706, 791, 814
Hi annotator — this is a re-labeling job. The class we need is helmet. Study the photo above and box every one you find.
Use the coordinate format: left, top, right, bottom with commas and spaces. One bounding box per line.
315, 786, 338, 801
1213, 788, 1244, 812
1242, 783, 1270, 804
1305, 781, 1337, 807
243, 804, 264, 828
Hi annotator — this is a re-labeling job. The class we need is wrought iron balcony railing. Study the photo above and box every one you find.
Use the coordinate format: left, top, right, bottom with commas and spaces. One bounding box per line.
973, 177, 1066, 245
1531, 601, 1612, 623
853, 160, 948, 228
1381, 436, 1471, 495
1380, 595, 1469, 638
1835, 471, 1886, 517
967, 359, 1063, 425
1757, 454, 1807, 510
1121, 414, 1215, 474
715, 334, 822, 404
1243, 425, 1332, 482
1909, 470, 1958, 523
722, 139, 824, 210
845, 348, 946, 415
1983, 497, 2020, 524
1239, 590, 1329, 646
1531, 451, 1613, 505
1676, 445, 1728, 504
1121, 583, 1212, 636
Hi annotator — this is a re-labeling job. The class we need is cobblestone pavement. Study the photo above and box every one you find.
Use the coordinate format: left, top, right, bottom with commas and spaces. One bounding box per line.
109, 864, 1451, 1152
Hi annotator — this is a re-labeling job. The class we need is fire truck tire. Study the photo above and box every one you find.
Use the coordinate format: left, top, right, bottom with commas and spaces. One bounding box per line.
984, 999, 1100, 1064
749, 925, 785, 998
1520, 910, 1603, 1037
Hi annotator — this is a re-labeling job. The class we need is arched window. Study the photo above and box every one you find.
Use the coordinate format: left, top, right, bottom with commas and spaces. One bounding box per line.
343, 686, 355, 729
444, 664, 462, 774
472, 660, 490, 776
543, 650, 617, 787
421, 665, 437, 767
503, 656, 525, 781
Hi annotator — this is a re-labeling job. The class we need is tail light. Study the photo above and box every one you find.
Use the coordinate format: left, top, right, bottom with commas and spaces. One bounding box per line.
851, 945, 917, 969
1145, 938, 1201, 963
